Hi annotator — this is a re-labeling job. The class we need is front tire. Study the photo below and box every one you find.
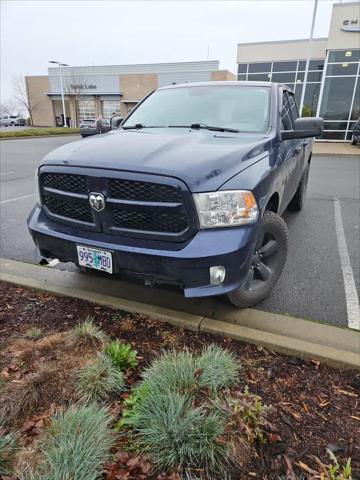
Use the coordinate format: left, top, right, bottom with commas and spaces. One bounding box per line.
227, 211, 288, 308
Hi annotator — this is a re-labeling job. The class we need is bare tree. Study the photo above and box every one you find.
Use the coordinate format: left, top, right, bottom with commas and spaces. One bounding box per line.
0, 99, 19, 116
13, 75, 38, 125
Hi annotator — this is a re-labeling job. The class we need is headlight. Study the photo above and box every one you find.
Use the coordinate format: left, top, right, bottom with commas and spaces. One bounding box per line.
34, 168, 41, 205
193, 190, 259, 229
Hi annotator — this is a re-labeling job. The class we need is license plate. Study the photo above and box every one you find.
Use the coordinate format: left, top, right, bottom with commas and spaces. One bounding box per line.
76, 245, 113, 273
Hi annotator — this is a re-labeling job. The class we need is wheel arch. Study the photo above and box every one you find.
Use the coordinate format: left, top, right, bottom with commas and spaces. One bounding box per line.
264, 192, 280, 213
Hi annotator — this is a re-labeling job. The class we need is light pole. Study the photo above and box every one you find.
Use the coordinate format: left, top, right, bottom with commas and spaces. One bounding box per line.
49, 60, 69, 127
299, 0, 318, 116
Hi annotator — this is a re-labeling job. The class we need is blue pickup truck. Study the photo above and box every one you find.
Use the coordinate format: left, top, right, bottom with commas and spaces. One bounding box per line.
28, 82, 323, 307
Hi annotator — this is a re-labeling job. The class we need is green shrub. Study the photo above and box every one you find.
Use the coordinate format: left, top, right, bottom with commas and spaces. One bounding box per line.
71, 317, 107, 350
115, 382, 150, 430
75, 353, 124, 404
103, 341, 138, 370
35, 404, 114, 480
0, 429, 18, 476
130, 390, 227, 473
221, 387, 270, 444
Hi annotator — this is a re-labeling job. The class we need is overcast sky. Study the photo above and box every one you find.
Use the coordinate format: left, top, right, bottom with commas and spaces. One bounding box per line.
0, 0, 352, 104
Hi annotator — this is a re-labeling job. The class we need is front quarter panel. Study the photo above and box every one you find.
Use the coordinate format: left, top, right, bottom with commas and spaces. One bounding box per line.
220, 152, 281, 214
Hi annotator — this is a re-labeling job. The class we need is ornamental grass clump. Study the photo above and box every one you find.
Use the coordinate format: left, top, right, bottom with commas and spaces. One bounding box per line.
0, 429, 18, 476
75, 353, 124, 404
121, 345, 242, 476
35, 404, 114, 480
142, 345, 240, 396
103, 340, 138, 370
71, 317, 107, 350
130, 390, 228, 474
197, 344, 239, 394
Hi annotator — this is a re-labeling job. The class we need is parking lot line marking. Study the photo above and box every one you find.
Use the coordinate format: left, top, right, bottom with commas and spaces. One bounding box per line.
0, 171, 15, 176
334, 199, 360, 330
0, 193, 35, 205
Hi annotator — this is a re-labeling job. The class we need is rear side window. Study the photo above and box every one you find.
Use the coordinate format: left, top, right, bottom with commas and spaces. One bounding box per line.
281, 92, 293, 130
287, 93, 299, 124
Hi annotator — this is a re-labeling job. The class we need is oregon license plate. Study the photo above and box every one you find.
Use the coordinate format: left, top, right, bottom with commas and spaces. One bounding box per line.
76, 245, 113, 273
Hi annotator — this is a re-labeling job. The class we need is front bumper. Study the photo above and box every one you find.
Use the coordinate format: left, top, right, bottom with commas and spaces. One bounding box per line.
28, 205, 259, 298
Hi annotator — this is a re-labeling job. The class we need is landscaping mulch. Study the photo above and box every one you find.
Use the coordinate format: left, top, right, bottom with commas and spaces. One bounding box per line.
0, 280, 359, 479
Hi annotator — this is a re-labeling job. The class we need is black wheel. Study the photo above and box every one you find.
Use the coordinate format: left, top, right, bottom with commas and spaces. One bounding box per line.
351, 134, 356, 145
288, 164, 310, 212
227, 211, 288, 308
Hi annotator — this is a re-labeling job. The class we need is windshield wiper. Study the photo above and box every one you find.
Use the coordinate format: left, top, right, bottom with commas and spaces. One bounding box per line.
169, 123, 240, 133
122, 124, 165, 130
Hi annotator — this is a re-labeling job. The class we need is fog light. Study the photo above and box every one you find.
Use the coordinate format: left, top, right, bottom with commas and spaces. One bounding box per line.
210, 266, 226, 285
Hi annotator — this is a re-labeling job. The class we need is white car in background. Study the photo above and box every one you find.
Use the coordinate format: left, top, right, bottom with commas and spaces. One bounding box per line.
0, 115, 26, 126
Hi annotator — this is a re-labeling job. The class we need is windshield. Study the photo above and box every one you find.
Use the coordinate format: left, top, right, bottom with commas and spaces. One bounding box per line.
123, 85, 270, 133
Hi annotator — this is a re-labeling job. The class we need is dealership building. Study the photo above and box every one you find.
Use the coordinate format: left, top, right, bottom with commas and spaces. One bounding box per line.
26, 1, 359, 141
237, 1, 360, 141
25, 61, 235, 128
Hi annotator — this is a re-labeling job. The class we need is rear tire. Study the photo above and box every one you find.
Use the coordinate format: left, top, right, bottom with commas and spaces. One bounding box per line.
288, 164, 310, 212
227, 211, 288, 308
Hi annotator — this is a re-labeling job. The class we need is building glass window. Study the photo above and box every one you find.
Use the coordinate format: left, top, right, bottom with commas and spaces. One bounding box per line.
309, 59, 324, 71
318, 49, 360, 140
238, 63, 247, 74
320, 76, 356, 120
248, 62, 272, 73
351, 80, 360, 120
238, 74, 247, 81
307, 71, 323, 82
77, 99, 95, 122
247, 73, 271, 81
328, 49, 360, 63
320, 131, 346, 140
102, 100, 121, 120
303, 83, 321, 116
273, 61, 297, 72
271, 72, 296, 83
326, 63, 358, 77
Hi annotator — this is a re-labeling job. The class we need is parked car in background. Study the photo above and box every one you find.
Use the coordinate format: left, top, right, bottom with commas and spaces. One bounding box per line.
0, 115, 11, 126
351, 118, 360, 145
29, 82, 323, 308
10, 115, 26, 126
80, 119, 111, 137
0, 115, 25, 126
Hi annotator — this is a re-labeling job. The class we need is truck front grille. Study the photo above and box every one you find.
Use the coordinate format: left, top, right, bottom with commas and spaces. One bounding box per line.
40, 170, 195, 240
43, 195, 93, 223
112, 209, 188, 233
109, 179, 182, 203
42, 173, 87, 194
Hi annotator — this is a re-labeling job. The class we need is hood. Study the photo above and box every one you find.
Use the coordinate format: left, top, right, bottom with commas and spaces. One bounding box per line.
42, 128, 272, 192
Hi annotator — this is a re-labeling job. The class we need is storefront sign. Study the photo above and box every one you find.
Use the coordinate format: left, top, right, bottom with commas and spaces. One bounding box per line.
70, 83, 97, 90
341, 19, 360, 32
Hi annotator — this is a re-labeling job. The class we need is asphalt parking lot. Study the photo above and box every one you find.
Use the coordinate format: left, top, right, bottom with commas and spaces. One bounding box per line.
0, 136, 359, 330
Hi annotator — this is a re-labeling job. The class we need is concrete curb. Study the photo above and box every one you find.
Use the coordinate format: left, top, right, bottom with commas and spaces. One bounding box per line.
1, 258, 359, 369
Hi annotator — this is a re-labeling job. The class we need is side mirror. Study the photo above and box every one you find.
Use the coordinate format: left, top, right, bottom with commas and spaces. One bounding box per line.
281, 117, 324, 140
111, 116, 124, 129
